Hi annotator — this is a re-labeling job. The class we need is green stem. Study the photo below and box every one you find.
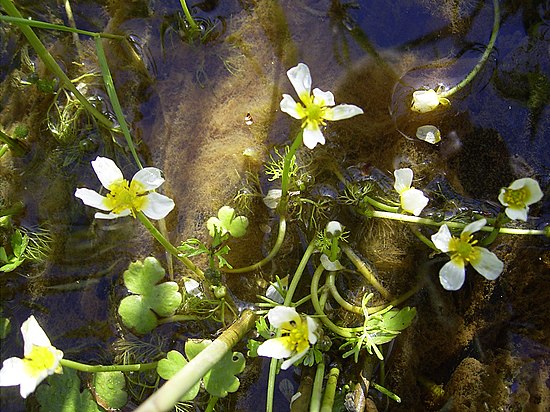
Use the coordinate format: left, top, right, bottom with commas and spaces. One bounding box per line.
135, 310, 257, 412
94, 37, 142, 169
157, 314, 201, 324
60, 359, 157, 373
362, 195, 399, 213
0, 15, 124, 40
224, 216, 287, 273
320, 367, 340, 412
0, 129, 27, 156
409, 226, 438, 251
136, 211, 205, 281
280, 130, 303, 201
342, 245, 390, 299
0, 144, 8, 158
439, 0, 500, 98
328, 270, 421, 315
0, 0, 114, 130
205, 396, 219, 412
284, 239, 317, 306
370, 210, 546, 235
327, 272, 362, 314
310, 361, 325, 412
266, 239, 317, 412
311, 265, 353, 338
179, 0, 199, 31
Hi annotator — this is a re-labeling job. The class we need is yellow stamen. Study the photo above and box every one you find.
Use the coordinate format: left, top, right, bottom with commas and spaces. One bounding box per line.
23, 346, 57, 378
104, 179, 147, 216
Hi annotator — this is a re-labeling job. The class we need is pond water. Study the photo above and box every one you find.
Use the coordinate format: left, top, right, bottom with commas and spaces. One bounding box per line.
1, 0, 549, 411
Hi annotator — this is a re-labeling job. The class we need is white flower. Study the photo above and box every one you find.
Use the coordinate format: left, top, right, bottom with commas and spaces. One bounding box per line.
431, 219, 504, 291
280, 63, 364, 149
257, 306, 319, 370
393, 168, 429, 216
75, 156, 175, 220
0, 315, 63, 398
498, 178, 543, 221
411, 89, 450, 113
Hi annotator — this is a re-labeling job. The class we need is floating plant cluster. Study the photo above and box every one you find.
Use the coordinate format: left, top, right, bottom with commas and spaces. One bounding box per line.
0, 0, 547, 411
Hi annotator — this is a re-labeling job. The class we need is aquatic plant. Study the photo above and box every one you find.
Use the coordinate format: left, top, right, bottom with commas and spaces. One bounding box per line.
280, 63, 364, 149
0, 1, 548, 411
74, 156, 175, 220
0, 316, 63, 398
498, 178, 543, 221
431, 219, 504, 290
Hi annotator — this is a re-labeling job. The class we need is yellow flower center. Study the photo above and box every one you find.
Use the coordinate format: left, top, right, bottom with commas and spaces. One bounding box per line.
448, 234, 480, 263
281, 318, 310, 354
23, 346, 57, 378
502, 187, 528, 208
104, 179, 147, 215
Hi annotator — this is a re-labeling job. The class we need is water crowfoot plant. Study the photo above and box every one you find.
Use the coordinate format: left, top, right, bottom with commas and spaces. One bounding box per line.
498, 178, 543, 221
257, 306, 320, 370
410, 0, 500, 113
75, 156, 175, 219
431, 219, 504, 290
393, 168, 429, 216
0, 316, 63, 398
280, 63, 364, 149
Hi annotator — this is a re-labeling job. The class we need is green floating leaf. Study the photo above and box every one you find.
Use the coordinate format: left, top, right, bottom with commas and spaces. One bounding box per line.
157, 350, 200, 401
185, 340, 246, 398
118, 257, 182, 334
36, 368, 100, 412
93, 371, 128, 410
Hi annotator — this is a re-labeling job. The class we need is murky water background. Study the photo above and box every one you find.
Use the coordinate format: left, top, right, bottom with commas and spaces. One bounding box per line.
1, 0, 549, 411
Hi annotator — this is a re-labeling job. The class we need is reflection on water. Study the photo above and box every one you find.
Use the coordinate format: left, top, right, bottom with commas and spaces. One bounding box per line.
0, 0, 548, 411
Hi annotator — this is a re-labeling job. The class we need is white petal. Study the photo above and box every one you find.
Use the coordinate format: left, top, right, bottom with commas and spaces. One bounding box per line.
471, 247, 504, 280
263, 189, 282, 209
306, 316, 318, 345
511, 178, 543, 205
302, 125, 325, 149
497, 188, 508, 206
132, 168, 165, 191
504, 206, 528, 221
257, 338, 293, 359
431, 225, 452, 252
21, 316, 51, 355
19, 372, 44, 398
184, 278, 203, 297
281, 348, 308, 370
140, 192, 175, 220
411, 89, 440, 113
393, 168, 413, 194
312, 88, 335, 107
94, 209, 131, 219
400, 188, 429, 216
0, 357, 25, 387
462, 219, 486, 236
74, 188, 111, 211
267, 306, 300, 328
91, 157, 124, 190
439, 259, 465, 291
323, 104, 364, 121
287, 63, 312, 99
280, 94, 304, 119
